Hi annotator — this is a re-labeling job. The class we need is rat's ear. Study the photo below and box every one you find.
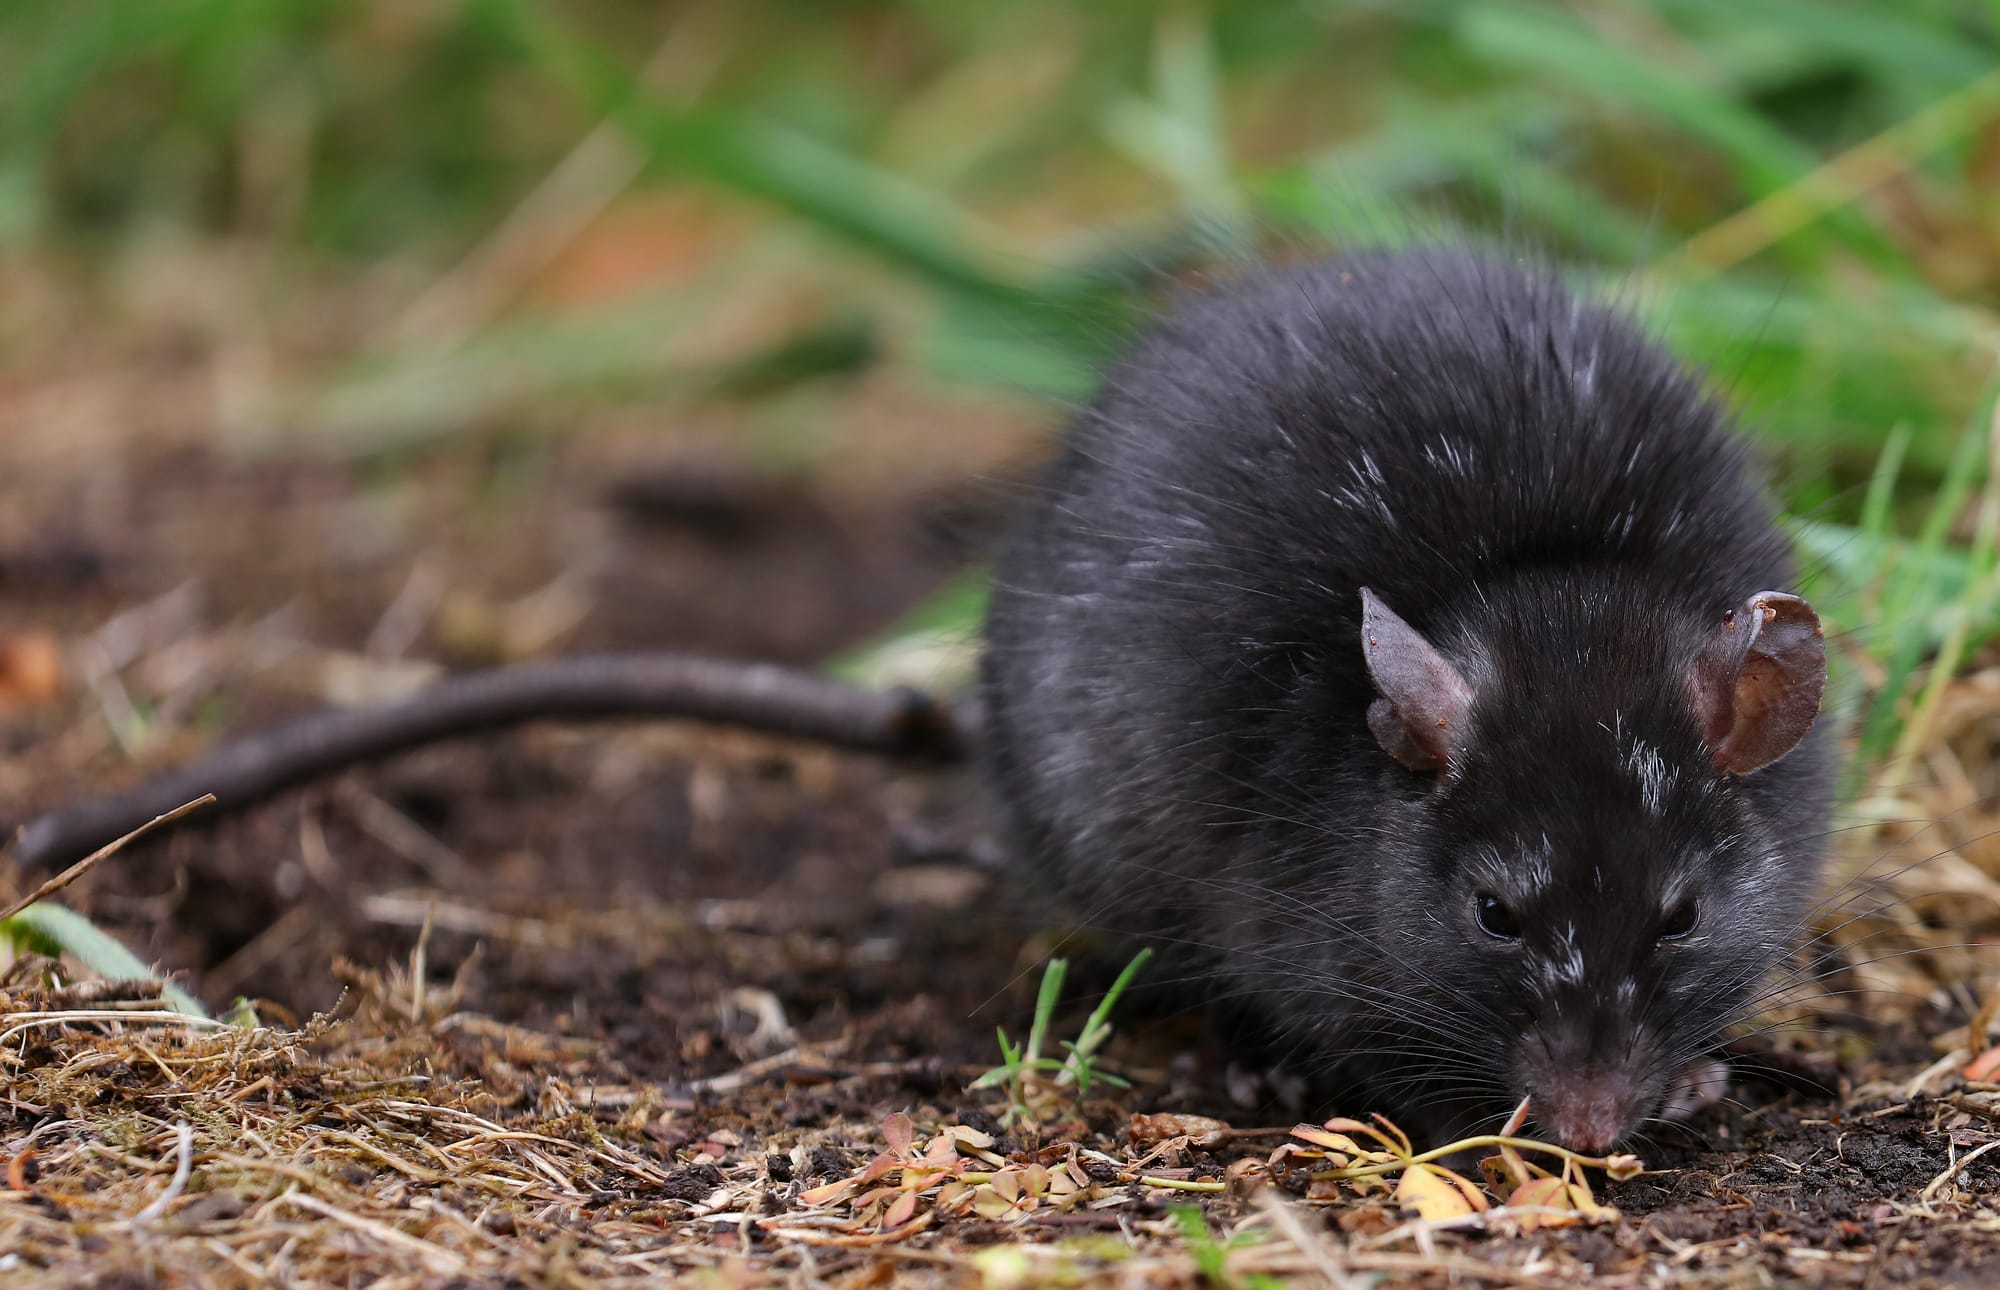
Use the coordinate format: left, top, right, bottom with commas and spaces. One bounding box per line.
1360, 588, 1473, 772
1692, 591, 1825, 775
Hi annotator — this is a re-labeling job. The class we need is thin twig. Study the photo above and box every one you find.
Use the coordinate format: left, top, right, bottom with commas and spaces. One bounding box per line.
11, 654, 970, 873
1921, 1136, 2000, 1203
1255, 1191, 1366, 1290
0, 795, 214, 919
1315, 1134, 1639, 1182
128, 1122, 194, 1224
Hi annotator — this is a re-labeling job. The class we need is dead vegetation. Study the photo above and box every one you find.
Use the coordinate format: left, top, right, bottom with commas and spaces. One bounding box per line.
8, 621, 2000, 1287
7, 913, 2000, 1290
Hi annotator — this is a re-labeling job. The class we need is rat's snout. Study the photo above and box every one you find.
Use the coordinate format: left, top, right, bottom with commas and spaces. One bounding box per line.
1522, 1021, 1666, 1152
1534, 1073, 1645, 1154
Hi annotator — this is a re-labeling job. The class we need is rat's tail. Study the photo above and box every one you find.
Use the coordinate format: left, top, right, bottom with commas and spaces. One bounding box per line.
11, 653, 971, 874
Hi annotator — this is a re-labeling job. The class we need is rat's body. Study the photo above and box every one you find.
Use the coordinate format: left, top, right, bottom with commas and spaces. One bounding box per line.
980, 249, 1833, 1151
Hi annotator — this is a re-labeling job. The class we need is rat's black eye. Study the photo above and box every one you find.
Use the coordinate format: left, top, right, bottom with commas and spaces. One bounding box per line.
1658, 897, 1699, 942
1475, 893, 1522, 942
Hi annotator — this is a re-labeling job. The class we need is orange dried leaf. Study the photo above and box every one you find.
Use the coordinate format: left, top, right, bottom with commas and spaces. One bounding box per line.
798, 1177, 859, 1206
1369, 1114, 1415, 1156
883, 1189, 921, 1231
1309, 1116, 1407, 1156
0, 631, 61, 711
883, 1112, 917, 1156
1316, 1117, 1374, 1133
1129, 1112, 1232, 1148
1966, 1046, 2000, 1082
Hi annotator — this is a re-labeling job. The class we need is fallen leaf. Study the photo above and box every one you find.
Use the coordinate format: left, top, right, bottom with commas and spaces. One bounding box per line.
798, 1177, 859, 1206
1394, 1163, 1485, 1221
883, 1189, 920, 1230
941, 1124, 997, 1152
1505, 1176, 1574, 1230
1565, 1180, 1619, 1224
972, 1183, 1021, 1221
1289, 1124, 1365, 1159
1129, 1113, 1231, 1148
0, 631, 61, 710
1966, 1046, 2000, 1082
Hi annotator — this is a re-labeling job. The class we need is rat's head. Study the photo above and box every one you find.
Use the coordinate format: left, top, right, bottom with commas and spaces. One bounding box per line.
1355, 585, 1826, 1152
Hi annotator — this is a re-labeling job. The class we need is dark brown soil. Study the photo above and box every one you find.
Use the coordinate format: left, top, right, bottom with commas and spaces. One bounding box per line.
5, 425, 2000, 1288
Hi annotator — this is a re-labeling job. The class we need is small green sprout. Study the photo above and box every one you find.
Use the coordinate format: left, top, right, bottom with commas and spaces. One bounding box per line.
1172, 1206, 1286, 1290
969, 947, 1152, 1125
1, 902, 210, 1019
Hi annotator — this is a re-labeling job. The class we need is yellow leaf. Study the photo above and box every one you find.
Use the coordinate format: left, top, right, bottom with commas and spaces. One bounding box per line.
1565, 1181, 1619, 1224
944, 1125, 997, 1151
972, 1187, 1018, 1220
1504, 1176, 1573, 1231
1290, 1124, 1364, 1157
1394, 1164, 1482, 1221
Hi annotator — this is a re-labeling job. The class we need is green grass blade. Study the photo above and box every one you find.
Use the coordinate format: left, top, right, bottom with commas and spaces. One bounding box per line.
1023, 957, 1066, 1066
488, 0, 1061, 308
3, 903, 210, 1019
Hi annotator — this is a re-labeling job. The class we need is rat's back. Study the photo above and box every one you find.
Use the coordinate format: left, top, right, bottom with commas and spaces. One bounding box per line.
980, 248, 1805, 918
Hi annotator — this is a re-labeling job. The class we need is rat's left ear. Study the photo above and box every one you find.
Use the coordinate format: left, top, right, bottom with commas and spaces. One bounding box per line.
1691, 591, 1825, 775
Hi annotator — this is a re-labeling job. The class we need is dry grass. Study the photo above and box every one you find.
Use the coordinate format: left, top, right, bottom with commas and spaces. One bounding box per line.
13, 671, 2000, 1290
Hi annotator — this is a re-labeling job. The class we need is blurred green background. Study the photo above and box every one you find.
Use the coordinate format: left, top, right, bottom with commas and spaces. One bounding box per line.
7, 0, 2000, 779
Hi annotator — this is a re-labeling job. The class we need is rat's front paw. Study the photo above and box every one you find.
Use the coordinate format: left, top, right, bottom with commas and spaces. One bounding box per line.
1661, 1060, 1731, 1122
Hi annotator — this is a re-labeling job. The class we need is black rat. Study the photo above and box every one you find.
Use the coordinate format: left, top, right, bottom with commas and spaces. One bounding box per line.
979, 246, 1833, 1153
5, 245, 1832, 1155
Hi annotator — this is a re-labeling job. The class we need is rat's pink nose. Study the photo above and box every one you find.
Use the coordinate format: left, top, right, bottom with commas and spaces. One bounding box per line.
1540, 1083, 1633, 1153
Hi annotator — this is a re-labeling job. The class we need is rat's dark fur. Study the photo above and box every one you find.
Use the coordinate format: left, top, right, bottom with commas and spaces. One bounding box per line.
979, 248, 1835, 1150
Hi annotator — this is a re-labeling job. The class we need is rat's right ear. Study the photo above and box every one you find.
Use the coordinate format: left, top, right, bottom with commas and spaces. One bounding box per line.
1692, 591, 1825, 775
1359, 588, 1473, 772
